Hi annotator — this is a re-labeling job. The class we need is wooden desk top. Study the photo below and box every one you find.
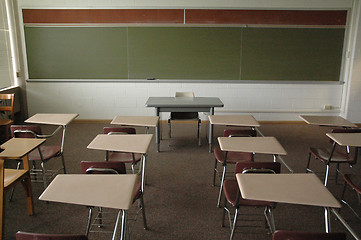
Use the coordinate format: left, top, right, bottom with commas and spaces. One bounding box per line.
4, 169, 28, 188
299, 115, 357, 128
0, 138, 45, 159
39, 174, 138, 210
25, 113, 79, 126
218, 136, 287, 155
111, 116, 159, 127
236, 173, 341, 208
326, 132, 361, 147
208, 115, 260, 127
87, 134, 153, 154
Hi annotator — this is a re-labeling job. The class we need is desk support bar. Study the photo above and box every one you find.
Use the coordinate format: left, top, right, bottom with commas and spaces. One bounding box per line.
331, 208, 361, 240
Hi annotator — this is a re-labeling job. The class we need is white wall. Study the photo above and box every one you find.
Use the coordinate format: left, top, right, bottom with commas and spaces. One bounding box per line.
14, 0, 361, 122
0, 0, 13, 89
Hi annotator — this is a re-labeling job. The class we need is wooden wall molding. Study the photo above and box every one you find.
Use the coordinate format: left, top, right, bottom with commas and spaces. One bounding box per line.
23, 9, 347, 26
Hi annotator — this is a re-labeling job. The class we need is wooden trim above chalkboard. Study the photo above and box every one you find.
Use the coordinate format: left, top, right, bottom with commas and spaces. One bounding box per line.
22, 9, 347, 26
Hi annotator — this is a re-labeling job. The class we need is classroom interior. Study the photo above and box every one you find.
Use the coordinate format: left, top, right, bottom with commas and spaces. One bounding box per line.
1, 0, 361, 240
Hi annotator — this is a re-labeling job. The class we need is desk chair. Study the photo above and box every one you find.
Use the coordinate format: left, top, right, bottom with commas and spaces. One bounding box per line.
16, 231, 88, 240
272, 230, 346, 240
0, 160, 34, 239
306, 128, 361, 186
168, 92, 201, 146
340, 173, 361, 220
11, 125, 66, 189
215, 129, 256, 207
81, 161, 147, 237
103, 127, 142, 174
0, 94, 14, 142
222, 161, 281, 240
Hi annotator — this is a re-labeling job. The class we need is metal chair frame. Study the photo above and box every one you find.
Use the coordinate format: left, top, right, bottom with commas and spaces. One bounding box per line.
168, 92, 202, 146
216, 129, 256, 208
222, 162, 280, 240
81, 162, 147, 239
12, 127, 65, 188
306, 128, 361, 186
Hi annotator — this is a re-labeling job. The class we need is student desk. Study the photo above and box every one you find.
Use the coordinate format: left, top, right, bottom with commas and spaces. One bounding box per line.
299, 115, 357, 128
145, 97, 224, 152
0, 138, 46, 170
217, 136, 291, 207
236, 173, 359, 239
25, 113, 79, 157
39, 174, 138, 240
208, 115, 260, 152
111, 116, 159, 134
87, 134, 153, 192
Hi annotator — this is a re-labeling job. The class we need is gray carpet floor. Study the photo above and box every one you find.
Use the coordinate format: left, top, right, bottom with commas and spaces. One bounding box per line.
4, 122, 361, 240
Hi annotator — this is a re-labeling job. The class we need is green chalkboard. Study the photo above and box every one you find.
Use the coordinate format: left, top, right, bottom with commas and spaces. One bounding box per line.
24, 26, 345, 81
241, 28, 344, 81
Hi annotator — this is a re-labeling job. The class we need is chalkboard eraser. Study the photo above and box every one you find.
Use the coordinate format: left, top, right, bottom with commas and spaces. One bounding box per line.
147, 78, 156, 80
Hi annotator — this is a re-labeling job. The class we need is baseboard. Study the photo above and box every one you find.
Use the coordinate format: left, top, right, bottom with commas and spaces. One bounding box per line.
73, 119, 308, 125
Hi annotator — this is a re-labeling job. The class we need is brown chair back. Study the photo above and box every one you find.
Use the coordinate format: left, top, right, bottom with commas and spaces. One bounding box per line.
16, 231, 88, 240
235, 161, 281, 175
103, 127, 136, 135
0, 94, 14, 121
272, 230, 346, 240
80, 161, 126, 175
11, 125, 42, 138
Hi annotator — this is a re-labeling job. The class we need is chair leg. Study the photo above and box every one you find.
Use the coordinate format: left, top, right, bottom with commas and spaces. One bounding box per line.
198, 120, 201, 147
324, 165, 330, 186
213, 159, 218, 187
229, 208, 239, 240
335, 163, 340, 184
9, 161, 22, 202
306, 152, 312, 173
20, 173, 34, 216
168, 119, 171, 139
41, 162, 48, 189
61, 154, 67, 174
264, 207, 276, 234
85, 207, 93, 236
217, 165, 226, 208
139, 195, 148, 230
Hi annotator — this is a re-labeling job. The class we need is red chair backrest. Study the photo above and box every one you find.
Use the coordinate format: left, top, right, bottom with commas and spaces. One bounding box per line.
80, 161, 126, 175
103, 127, 136, 135
16, 231, 88, 240
272, 230, 346, 240
11, 125, 42, 138
224, 129, 256, 137
235, 161, 281, 174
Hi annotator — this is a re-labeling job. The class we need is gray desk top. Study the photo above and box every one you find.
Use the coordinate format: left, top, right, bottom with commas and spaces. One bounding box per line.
145, 97, 224, 108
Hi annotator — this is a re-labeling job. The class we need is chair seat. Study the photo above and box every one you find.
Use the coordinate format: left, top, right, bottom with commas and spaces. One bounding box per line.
170, 112, 199, 120
223, 179, 273, 207
29, 145, 61, 161
309, 147, 352, 163
4, 169, 28, 188
214, 147, 253, 164
108, 152, 142, 163
0, 119, 13, 126
343, 174, 361, 195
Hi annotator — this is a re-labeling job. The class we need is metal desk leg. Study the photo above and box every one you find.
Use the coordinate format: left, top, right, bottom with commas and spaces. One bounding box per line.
324, 207, 331, 233
208, 107, 214, 152
141, 154, 146, 193
155, 108, 160, 152
331, 208, 361, 240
